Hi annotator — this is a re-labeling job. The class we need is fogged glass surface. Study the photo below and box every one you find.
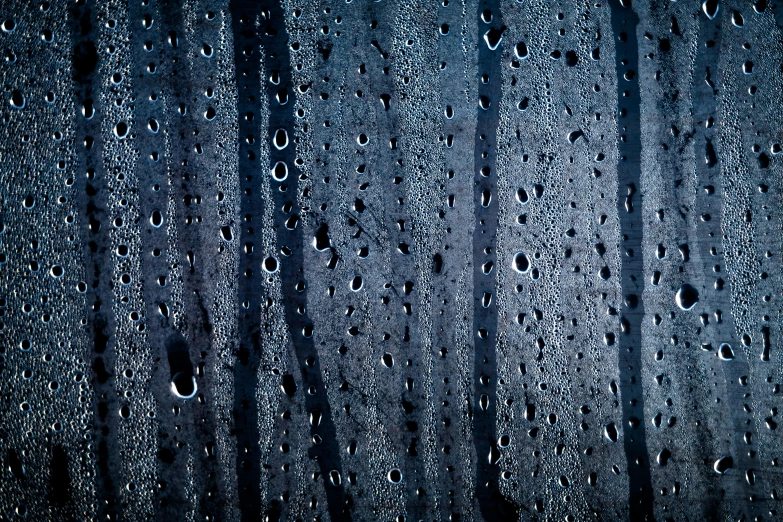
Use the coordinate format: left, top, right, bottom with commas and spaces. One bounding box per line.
1, 0, 782, 520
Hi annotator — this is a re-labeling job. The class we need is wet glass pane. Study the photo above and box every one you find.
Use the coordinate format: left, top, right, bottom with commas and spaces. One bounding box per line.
1, 0, 782, 520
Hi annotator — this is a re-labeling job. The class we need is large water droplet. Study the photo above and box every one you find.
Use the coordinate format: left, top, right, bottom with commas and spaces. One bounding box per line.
387, 468, 402, 484
273, 128, 288, 150
675, 284, 699, 311
703, 0, 720, 19
714, 456, 733, 474
718, 343, 735, 361
171, 373, 197, 399
604, 422, 618, 443
513, 252, 530, 274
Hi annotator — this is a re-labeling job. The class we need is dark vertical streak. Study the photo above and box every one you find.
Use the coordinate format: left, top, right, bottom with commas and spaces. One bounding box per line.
473, 1, 516, 519
47, 445, 73, 510
770, 2, 783, 29
608, 1, 655, 519
67, 2, 118, 520
693, 15, 759, 519
369, 1, 439, 517
257, 3, 349, 520
364, 2, 429, 518
153, 0, 227, 517
690, 13, 724, 520
229, 2, 348, 520
132, 1, 189, 516
227, 2, 265, 519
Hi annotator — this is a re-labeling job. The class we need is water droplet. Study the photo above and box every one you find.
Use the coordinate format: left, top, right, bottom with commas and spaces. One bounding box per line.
514, 42, 529, 59
271, 161, 288, 181
714, 456, 733, 474
273, 129, 288, 149
482, 261, 494, 275
567, 129, 584, 144
150, 209, 163, 228
657, 448, 672, 466
483, 27, 505, 51
220, 225, 233, 242
329, 470, 341, 486
488, 444, 501, 465
114, 121, 128, 138
387, 468, 402, 484
513, 252, 530, 274
675, 284, 699, 311
604, 422, 618, 443
10, 90, 25, 109
282, 374, 297, 397
718, 343, 735, 361
171, 373, 197, 399
263, 256, 279, 273
382, 353, 394, 367
703, 0, 720, 19
481, 190, 491, 207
